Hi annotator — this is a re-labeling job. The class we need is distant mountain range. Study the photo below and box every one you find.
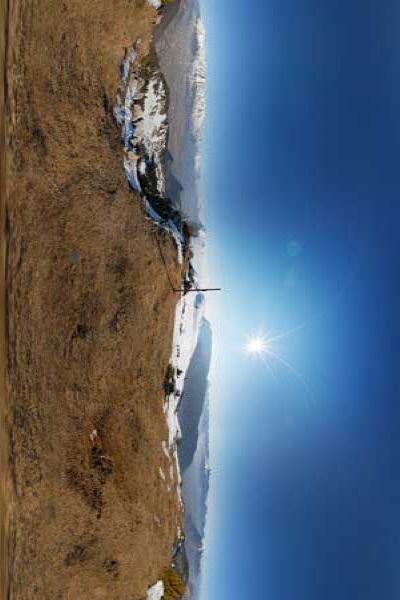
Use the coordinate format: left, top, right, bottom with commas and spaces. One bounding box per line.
178, 318, 212, 600
155, 0, 206, 228
155, 4, 210, 598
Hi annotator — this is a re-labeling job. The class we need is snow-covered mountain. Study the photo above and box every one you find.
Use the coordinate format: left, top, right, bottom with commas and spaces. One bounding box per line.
155, 0, 206, 228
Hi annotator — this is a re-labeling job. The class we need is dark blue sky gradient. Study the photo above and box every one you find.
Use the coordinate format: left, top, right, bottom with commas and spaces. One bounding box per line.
202, 1, 400, 599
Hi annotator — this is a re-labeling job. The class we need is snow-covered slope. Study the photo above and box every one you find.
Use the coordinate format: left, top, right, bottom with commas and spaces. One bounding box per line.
114, 42, 184, 263
146, 580, 164, 600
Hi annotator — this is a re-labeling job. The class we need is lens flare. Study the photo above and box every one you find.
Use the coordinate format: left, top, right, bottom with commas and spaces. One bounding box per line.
245, 336, 268, 355
243, 326, 311, 394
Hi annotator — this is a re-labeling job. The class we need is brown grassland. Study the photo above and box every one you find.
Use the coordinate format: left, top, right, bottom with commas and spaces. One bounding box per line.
2, 1, 186, 598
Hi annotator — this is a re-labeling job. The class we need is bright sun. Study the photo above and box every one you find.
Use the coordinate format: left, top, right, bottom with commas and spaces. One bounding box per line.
245, 335, 268, 355
243, 326, 311, 394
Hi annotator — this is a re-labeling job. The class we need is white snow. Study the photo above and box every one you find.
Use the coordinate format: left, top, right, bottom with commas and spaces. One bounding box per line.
134, 75, 168, 195
117, 54, 168, 196
147, 0, 162, 7
124, 155, 143, 194
121, 48, 137, 82
146, 581, 164, 600
159, 467, 166, 481
162, 441, 170, 460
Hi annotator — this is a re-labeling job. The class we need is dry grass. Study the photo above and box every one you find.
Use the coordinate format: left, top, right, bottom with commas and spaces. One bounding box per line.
4, 1, 185, 598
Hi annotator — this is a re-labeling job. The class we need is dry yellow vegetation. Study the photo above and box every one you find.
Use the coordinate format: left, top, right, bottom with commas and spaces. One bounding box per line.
4, 1, 185, 598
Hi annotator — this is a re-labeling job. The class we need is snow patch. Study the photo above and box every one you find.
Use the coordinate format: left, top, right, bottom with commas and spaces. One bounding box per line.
146, 581, 164, 600
121, 47, 137, 82
163, 237, 206, 514
162, 441, 170, 460
132, 73, 168, 195
147, 0, 162, 7
114, 41, 184, 263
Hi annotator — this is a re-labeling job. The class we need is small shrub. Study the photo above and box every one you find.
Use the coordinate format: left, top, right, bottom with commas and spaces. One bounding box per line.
163, 364, 176, 395
165, 363, 175, 381
162, 567, 186, 599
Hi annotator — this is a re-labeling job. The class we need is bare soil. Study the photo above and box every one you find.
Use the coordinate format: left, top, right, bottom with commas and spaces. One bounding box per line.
3, 1, 185, 598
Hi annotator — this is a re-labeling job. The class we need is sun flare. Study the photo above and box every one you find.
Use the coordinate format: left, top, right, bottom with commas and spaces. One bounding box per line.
243, 326, 311, 394
245, 336, 269, 355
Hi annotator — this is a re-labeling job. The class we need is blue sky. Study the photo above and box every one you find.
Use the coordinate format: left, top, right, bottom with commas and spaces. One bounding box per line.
201, 1, 400, 599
